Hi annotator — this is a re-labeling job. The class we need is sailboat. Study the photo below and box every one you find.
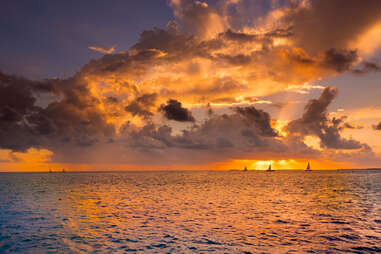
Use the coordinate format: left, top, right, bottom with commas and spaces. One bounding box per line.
305, 162, 311, 171
243, 166, 248, 171
266, 162, 274, 172
62, 168, 65, 173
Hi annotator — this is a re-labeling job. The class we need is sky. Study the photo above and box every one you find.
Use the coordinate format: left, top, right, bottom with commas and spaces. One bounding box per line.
1, 0, 381, 171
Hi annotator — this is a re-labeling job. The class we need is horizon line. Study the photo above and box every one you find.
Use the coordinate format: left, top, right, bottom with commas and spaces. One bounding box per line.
1, 168, 381, 173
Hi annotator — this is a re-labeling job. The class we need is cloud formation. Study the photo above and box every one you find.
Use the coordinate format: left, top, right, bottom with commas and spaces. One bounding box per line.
118, 104, 317, 165
88, 46, 115, 54
372, 122, 381, 131
285, 0, 381, 54
159, 99, 195, 122
2, 0, 381, 168
323, 49, 358, 73
352, 61, 381, 75
287, 87, 365, 150
0, 72, 114, 151
125, 93, 158, 119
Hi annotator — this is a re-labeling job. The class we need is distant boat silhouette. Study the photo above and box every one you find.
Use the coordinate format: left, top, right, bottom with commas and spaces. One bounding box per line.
305, 162, 311, 171
62, 168, 65, 173
243, 166, 248, 171
266, 162, 274, 172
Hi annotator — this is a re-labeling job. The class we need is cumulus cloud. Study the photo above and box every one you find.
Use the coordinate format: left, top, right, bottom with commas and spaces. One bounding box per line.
169, 0, 226, 39
125, 93, 158, 119
0, 72, 114, 151
322, 48, 359, 72
88, 45, 115, 54
0, 69, 374, 166
287, 87, 365, 150
372, 122, 381, 130
233, 106, 278, 137
73, 0, 381, 113
285, 0, 381, 54
159, 99, 195, 122
117, 105, 317, 165
352, 61, 381, 75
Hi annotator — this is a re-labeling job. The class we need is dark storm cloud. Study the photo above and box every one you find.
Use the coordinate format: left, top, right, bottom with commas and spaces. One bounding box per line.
287, 87, 364, 150
286, 87, 336, 136
352, 61, 381, 75
132, 25, 194, 54
343, 122, 355, 129
133, 104, 280, 150
131, 20, 225, 63
323, 48, 359, 72
220, 27, 292, 44
28, 76, 115, 148
264, 27, 294, 38
233, 106, 278, 137
286, 0, 381, 54
81, 52, 130, 74
0, 72, 114, 151
125, 93, 158, 119
272, 46, 363, 74
372, 122, 381, 130
159, 99, 195, 122
106, 96, 119, 104
221, 29, 259, 43
0, 72, 51, 151
0, 72, 39, 115
213, 53, 253, 66
80, 49, 167, 76
119, 106, 318, 165
80, 25, 223, 78
0, 71, 55, 94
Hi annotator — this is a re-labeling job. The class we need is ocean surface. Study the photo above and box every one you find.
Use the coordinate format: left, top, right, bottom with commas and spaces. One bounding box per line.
0, 170, 380, 253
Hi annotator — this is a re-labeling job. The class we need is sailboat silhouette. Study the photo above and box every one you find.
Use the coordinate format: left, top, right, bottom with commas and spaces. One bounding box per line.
243, 166, 248, 171
305, 162, 311, 171
266, 162, 274, 172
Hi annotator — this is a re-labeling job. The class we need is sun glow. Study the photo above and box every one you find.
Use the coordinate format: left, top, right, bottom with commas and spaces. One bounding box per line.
213, 158, 354, 170
0, 148, 59, 172
272, 120, 289, 137
303, 135, 322, 151
354, 22, 381, 56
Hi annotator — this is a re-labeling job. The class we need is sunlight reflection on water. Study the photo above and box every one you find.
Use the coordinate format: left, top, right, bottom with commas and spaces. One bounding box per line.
0, 170, 380, 253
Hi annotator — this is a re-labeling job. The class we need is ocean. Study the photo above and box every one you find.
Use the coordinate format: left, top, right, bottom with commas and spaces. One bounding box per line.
0, 170, 380, 253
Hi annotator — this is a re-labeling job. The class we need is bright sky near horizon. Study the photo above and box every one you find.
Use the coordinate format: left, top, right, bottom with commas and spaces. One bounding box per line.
1, 0, 381, 171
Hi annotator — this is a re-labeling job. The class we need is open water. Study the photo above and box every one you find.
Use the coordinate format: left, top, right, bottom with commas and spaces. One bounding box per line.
0, 170, 380, 253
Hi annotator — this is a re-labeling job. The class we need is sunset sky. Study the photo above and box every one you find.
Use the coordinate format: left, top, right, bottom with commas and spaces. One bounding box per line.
1, 0, 381, 171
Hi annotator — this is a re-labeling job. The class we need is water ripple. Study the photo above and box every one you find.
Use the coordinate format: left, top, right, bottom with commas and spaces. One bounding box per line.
0, 170, 380, 253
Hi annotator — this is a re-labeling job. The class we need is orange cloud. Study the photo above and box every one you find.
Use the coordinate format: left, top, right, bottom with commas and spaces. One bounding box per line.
88, 45, 115, 54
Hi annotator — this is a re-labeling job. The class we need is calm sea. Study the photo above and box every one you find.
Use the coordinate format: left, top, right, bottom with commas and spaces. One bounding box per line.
0, 170, 380, 253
